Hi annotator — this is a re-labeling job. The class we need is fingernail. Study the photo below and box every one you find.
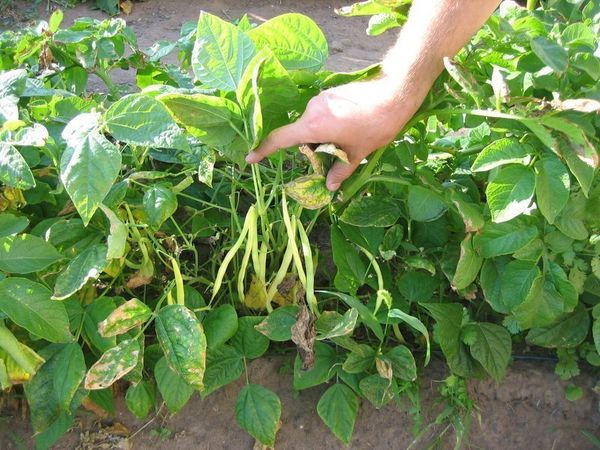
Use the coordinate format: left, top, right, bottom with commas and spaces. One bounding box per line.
327, 182, 340, 191
245, 153, 257, 163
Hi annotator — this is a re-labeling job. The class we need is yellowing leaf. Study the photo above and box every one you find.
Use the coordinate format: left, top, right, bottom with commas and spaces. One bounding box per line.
285, 174, 334, 210
84, 338, 140, 390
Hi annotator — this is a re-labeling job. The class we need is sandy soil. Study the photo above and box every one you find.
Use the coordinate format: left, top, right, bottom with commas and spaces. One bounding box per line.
1, 1, 600, 448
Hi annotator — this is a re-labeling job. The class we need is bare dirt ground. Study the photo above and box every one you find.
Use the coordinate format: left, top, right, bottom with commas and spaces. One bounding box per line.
1, 1, 600, 448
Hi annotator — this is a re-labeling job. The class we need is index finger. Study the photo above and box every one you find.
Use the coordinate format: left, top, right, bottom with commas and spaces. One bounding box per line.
245, 119, 314, 164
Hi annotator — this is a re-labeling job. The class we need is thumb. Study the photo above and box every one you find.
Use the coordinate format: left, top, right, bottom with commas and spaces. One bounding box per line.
326, 159, 359, 192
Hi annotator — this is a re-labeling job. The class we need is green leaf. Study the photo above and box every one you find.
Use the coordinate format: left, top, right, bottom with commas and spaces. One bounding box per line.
293, 342, 337, 390
453, 234, 483, 290
407, 186, 447, 222
154, 356, 194, 414
201, 344, 243, 397
105, 94, 189, 150
315, 308, 358, 340
593, 319, 600, 355
203, 304, 238, 349
512, 274, 570, 329
0, 213, 29, 238
0, 278, 72, 343
534, 154, 570, 224
100, 205, 127, 260
471, 138, 531, 172
0, 142, 35, 189
421, 303, 475, 378
555, 194, 589, 241
158, 92, 243, 147
60, 113, 121, 226
84, 338, 140, 390
359, 374, 394, 408
388, 308, 430, 365
526, 304, 590, 348
52, 343, 86, 411
235, 384, 281, 447
317, 383, 358, 445
397, 270, 437, 302
321, 290, 384, 341
285, 174, 334, 210
192, 11, 256, 91
98, 298, 152, 337
0, 325, 44, 377
143, 185, 178, 229
500, 260, 540, 311
330, 226, 368, 295
462, 322, 512, 382
231, 316, 269, 359
557, 136, 597, 196
125, 380, 155, 420
155, 305, 207, 389
384, 345, 417, 381
473, 221, 538, 257
450, 191, 484, 232
255, 305, 299, 342
486, 165, 535, 223
53, 244, 108, 300
480, 258, 509, 313
236, 47, 300, 142
367, 13, 401, 36
342, 344, 376, 373
0, 234, 61, 274
340, 195, 402, 227
530, 37, 568, 72
83, 297, 117, 353
247, 13, 327, 72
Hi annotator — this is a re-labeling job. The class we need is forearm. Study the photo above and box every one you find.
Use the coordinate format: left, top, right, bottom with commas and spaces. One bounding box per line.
382, 0, 501, 98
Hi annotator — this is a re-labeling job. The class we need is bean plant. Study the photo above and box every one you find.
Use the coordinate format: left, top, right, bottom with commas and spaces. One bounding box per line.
0, 1, 598, 448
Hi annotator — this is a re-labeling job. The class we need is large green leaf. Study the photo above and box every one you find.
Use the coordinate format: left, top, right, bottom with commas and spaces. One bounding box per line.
330, 226, 368, 295
201, 344, 244, 397
0, 325, 44, 378
60, 113, 122, 226
293, 342, 337, 390
236, 47, 299, 139
203, 304, 238, 349
407, 186, 447, 222
557, 136, 597, 197
473, 221, 538, 257
340, 195, 402, 227
84, 338, 140, 390
530, 36, 568, 72
248, 13, 328, 72
52, 343, 86, 411
342, 344, 376, 373
462, 322, 512, 382
53, 244, 108, 300
143, 184, 178, 229
486, 165, 535, 223
154, 356, 194, 414
421, 302, 475, 378
526, 304, 590, 348
0, 213, 29, 238
192, 11, 256, 91
534, 154, 570, 224
359, 374, 394, 408
453, 234, 483, 290
235, 384, 281, 446
255, 305, 299, 342
384, 345, 417, 381
125, 380, 155, 420
500, 259, 541, 311
0, 142, 35, 189
317, 383, 358, 445
471, 138, 531, 172
155, 304, 207, 389
0, 234, 61, 274
104, 94, 189, 150
0, 278, 72, 343
231, 316, 269, 359
158, 92, 243, 147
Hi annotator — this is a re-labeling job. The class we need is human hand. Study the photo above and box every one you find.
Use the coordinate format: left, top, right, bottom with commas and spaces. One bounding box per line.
245, 75, 428, 191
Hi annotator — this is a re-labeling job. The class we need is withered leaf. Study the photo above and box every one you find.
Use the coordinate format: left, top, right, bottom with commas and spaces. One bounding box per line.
291, 301, 316, 370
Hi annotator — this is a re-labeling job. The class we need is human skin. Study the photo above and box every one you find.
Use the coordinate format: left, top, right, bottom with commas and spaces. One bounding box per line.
246, 0, 502, 191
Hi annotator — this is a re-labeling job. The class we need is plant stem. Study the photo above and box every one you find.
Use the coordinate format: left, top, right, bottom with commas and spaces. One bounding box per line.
527, 0, 537, 10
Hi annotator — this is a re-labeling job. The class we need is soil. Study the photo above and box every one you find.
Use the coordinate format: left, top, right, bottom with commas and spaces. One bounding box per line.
1, 1, 600, 449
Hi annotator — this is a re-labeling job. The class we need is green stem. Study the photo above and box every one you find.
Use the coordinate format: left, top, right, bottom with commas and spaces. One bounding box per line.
527, 0, 537, 10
